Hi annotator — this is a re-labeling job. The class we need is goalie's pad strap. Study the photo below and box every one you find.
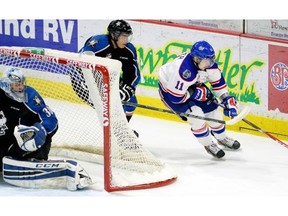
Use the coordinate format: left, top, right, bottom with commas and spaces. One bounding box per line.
2, 156, 81, 190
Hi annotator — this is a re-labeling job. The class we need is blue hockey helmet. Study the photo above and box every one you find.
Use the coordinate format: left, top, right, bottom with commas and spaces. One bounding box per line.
190, 41, 216, 69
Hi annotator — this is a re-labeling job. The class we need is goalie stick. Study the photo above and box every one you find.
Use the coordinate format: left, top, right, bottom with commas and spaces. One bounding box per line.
212, 99, 288, 148
123, 101, 250, 125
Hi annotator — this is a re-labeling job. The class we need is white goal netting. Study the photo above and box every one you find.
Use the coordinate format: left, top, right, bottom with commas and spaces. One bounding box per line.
0, 47, 177, 191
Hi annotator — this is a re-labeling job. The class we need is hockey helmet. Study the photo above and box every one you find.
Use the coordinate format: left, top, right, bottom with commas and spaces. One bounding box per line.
4, 67, 26, 85
1, 67, 27, 102
107, 20, 133, 40
190, 41, 216, 69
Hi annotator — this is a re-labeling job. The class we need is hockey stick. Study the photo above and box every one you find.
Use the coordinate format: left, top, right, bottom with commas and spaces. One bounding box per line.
241, 118, 288, 148
123, 101, 248, 125
212, 99, 288, 148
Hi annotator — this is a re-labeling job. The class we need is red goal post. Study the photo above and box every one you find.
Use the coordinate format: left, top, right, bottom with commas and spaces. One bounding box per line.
0, 46, 177, 192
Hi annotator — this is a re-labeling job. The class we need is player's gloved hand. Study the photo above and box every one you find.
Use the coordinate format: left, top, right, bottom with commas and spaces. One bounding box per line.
14, 123, 47, 152
188, 84, 213, 101
119, 81, 135, 102
221, 96, 238, 117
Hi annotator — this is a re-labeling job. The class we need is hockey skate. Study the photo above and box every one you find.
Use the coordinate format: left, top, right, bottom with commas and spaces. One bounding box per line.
204, 143, 225, 159
216, 137, 240, 150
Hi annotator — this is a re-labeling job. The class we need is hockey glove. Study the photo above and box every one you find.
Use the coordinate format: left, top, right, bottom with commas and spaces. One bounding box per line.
14, 123, 47, 152
221, 96, 238, 117
188, 84, 213, 101
119, 81, 135, 102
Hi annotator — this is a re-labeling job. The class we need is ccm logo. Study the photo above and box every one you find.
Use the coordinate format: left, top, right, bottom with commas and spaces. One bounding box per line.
36, 163, 61, 168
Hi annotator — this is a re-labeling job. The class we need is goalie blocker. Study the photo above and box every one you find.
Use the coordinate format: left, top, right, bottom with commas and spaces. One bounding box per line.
2, 156, 93, 191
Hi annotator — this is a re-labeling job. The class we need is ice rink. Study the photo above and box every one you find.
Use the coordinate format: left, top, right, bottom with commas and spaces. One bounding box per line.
1, 114, 288, 215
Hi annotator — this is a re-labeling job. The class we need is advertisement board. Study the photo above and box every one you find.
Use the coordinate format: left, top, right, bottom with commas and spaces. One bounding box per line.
268, 44, 288, 113
247, 20, 288, 41
160, 19, 243, 32
0, 19, 78, 52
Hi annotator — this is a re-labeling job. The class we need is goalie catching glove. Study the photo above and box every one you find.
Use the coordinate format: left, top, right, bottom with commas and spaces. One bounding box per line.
119, 80, 135, 102
14, 123, 47, 152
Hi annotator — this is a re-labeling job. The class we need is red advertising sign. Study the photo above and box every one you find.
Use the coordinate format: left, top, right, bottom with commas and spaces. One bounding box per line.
268, 44, 288, 113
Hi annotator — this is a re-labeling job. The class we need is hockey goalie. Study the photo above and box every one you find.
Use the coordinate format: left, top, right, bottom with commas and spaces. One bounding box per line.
0, 67, 93, 191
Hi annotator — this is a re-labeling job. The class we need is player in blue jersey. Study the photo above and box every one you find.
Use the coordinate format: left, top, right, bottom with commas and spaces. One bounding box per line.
158, 40, 240, 159
72, 19, 141, 137
0, 67, 58, 166
0, 67, 92, 190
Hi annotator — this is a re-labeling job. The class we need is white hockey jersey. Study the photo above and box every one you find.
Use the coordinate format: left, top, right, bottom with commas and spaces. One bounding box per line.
158, 52, 228, 104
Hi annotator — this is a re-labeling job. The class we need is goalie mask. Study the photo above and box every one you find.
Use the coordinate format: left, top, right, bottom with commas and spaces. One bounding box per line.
2, 67, 27, 102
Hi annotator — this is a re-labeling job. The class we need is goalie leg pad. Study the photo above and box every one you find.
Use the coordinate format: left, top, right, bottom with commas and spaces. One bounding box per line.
2, 156, 93, 191
65, 159, 94, 190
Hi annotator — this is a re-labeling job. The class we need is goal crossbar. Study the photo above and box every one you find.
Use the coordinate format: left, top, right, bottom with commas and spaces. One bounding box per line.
0, 46, 177, 192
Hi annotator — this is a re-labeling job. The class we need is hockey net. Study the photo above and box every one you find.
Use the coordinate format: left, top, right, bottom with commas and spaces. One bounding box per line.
0, 46, 177, 192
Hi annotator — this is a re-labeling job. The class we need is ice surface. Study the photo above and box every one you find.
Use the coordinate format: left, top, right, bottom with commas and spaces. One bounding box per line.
1, 114, 287, 215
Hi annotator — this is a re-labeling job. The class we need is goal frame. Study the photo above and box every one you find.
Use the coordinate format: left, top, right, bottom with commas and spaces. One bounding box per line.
0, 46, 177, 192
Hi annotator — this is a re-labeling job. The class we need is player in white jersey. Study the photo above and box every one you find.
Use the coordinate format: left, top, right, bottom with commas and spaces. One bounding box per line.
158, 40, 240, 159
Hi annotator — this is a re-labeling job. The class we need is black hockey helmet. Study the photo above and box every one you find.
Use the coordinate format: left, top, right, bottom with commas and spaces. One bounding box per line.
107, 20, 132, 40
